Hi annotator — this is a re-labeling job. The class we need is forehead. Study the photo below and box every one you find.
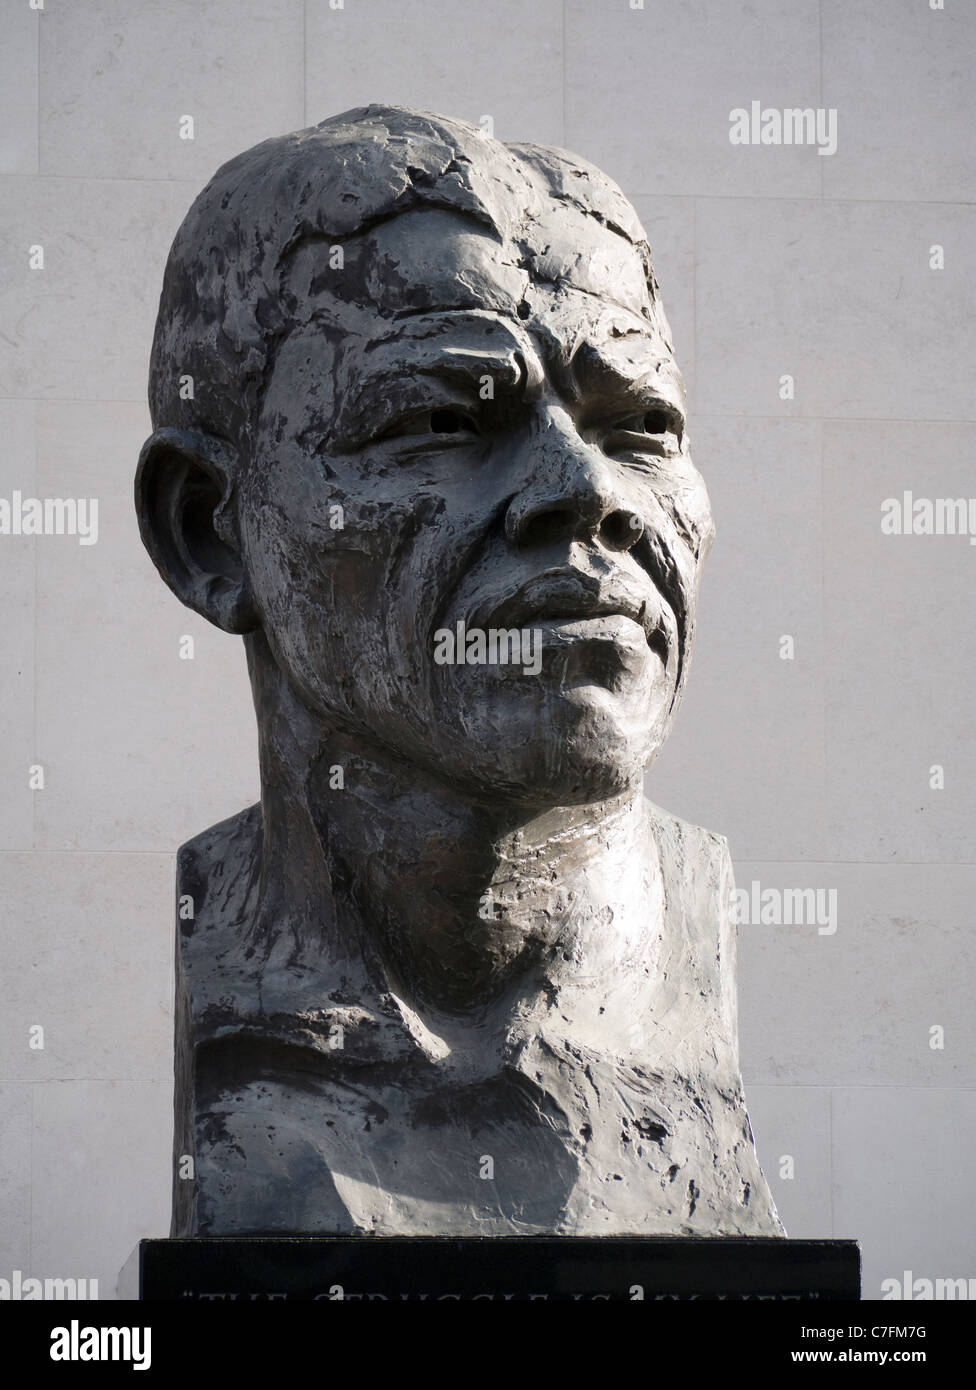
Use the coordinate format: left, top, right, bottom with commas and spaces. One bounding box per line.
281, 204, 678, 379
358, 203, 654, 318
287, 202, 656, 311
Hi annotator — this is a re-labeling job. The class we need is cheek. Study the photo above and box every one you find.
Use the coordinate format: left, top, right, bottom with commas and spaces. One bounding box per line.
668, 460, 714, 554
239, 493, 449, 722
240, 440, 501, 710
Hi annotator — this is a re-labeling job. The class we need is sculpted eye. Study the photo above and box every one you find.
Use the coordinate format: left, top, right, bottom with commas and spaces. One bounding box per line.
603, 405, 682, 458
429, 408, 479, 435
376, 407, 481, 443
613, 408, 679, 436
640, 408, 674, 435
375, 405, 481, 442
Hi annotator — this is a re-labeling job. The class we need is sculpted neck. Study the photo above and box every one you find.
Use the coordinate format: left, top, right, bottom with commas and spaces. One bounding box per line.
246, 634, 664, 1024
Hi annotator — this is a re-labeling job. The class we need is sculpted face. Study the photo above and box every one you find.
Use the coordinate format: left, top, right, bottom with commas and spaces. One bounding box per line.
239, 201, 712, 806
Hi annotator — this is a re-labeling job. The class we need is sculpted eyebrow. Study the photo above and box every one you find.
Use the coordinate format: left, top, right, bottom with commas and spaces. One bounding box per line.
365, 346, 525, 389
572, 349, 686, 427
336, 347, 529, 435
616, 378, 686, 425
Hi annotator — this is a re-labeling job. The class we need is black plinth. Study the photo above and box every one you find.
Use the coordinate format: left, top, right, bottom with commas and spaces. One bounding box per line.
125, 1236, 860, 1301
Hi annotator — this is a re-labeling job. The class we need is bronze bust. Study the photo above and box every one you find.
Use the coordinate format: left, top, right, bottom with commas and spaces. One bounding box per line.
136, 105, 782, 1239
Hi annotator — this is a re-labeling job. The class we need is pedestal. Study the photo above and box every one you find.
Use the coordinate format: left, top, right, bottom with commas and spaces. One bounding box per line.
121, 1235, 860, 1301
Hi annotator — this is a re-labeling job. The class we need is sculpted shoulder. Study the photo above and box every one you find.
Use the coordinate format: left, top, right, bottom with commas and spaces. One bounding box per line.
177, 802, 263, 946
645, 796, 733, 892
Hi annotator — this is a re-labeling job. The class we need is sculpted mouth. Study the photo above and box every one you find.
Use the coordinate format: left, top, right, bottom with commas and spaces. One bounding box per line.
480, 572, 666, 653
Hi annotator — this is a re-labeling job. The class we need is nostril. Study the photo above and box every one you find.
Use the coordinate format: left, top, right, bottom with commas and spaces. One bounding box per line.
601, 510, 641, 551
519, 507, 577, 549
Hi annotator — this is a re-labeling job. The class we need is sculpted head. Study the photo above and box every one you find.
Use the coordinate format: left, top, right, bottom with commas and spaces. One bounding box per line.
137, 106, 714, 810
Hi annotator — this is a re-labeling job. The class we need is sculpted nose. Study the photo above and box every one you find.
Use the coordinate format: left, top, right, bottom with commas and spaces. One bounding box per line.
504, 408, 642, 553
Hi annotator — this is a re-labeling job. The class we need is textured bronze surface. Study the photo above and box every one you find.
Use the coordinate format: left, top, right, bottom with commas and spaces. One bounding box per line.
136, 106, 782, 1238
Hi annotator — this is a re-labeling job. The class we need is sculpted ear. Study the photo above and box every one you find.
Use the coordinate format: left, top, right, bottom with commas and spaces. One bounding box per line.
135, 428, 258, 634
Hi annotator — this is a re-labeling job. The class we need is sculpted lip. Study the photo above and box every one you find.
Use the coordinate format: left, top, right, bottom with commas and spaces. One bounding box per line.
479, 571, 665, 649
